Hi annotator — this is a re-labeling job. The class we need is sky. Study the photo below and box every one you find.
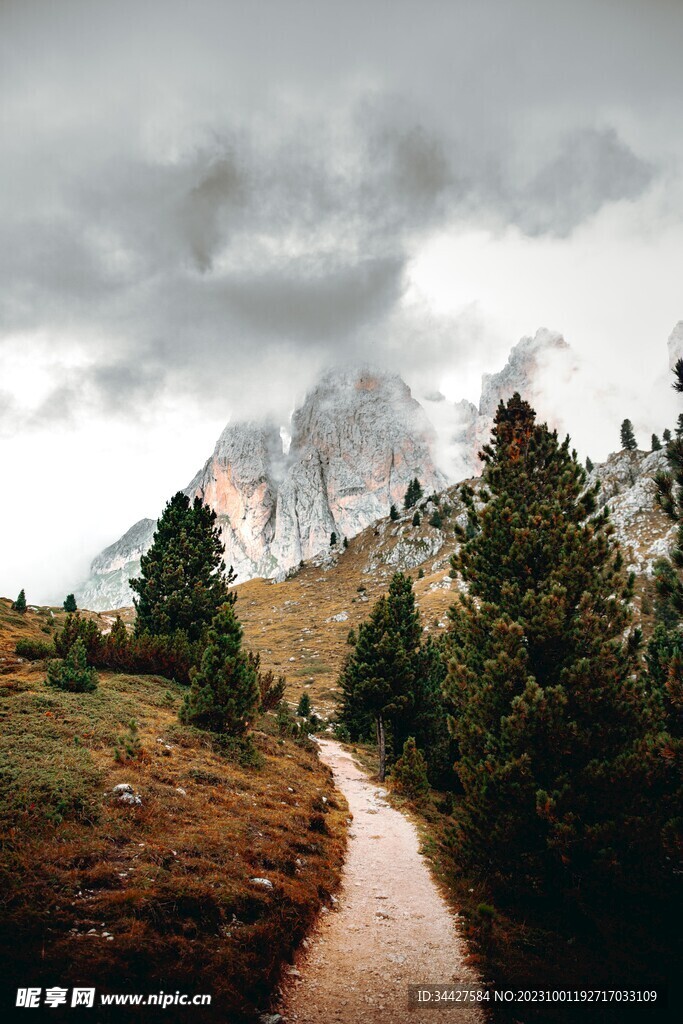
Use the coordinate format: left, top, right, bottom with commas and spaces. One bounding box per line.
1, 0, 682, 603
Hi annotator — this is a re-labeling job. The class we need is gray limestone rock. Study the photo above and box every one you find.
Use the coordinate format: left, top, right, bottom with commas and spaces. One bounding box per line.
76, 367, 447, 609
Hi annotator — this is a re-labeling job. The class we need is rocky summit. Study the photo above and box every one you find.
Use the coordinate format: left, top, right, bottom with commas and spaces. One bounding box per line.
448, 328, 578, 478
76, 367, 447, 610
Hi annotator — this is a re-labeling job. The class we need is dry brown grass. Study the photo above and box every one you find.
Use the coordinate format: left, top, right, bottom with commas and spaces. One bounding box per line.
0, 602, 346, 1023
236, 495, 464, 720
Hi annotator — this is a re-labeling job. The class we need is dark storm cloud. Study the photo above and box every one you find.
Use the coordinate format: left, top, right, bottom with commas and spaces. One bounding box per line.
0, 0, 681, 430
220, 257, 406, 341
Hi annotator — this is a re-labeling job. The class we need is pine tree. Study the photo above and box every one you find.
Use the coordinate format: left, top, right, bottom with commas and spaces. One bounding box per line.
429, 507, 443, 528
179, 603, 258, 735
654, 359, 683, 617
12, 589, 27, 613
330, 531, 337, 547
391, 737, 429, 799
652, 433, 662, 452
338, 572, 421, 781
445, 393, 650, 895
410, 636, 457, 788
297, 692, 311, 717
131, 492, 235, 643
644, 359, 683, 877
63, 593, 77, 613
412, 511, 421, 526
403, 478, 423, 509
47, 638, 98, 693
620, 418, 637, 450
585, 456, 594, 472
663, 428, 672, 443
389, 504, 399, 521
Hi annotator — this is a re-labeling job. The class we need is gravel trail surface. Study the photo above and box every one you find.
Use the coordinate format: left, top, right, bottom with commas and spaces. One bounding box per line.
281, 738, 484, 1023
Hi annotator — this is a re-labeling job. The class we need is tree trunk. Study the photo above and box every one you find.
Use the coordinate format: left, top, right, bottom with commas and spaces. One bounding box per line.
376, 712, 386, 782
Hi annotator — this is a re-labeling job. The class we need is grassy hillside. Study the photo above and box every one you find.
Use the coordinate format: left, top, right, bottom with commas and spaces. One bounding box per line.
235, 462, 671, 722
0, 600, 346, 1022
237, 492, 465, 719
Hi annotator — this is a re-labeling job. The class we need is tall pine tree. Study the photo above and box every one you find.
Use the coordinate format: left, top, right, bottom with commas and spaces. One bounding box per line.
338, 572, 421, 781
179, 603, 258, 735
445, 393, 651, 896
620, 418, 637, 450
131, 492, 235, 643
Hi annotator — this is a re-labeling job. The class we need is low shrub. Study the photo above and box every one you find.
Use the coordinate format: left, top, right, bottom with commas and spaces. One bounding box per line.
46, 639, 98, 693
53, 614, 200, 684
391, 737, 430, 799
15, 638, 55, 661
114, 719, 143, 762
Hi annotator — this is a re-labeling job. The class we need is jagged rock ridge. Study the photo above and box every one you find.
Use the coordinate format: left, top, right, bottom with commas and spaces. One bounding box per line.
445, 328, 579, 478
76, 368, 447, 610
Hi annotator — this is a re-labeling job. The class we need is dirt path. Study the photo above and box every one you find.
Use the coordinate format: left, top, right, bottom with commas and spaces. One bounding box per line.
280, 738, 484, 1023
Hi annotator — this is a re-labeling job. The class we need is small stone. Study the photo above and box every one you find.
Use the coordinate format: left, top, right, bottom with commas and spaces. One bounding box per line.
250, 877, 274, 890
118, 792, 142, 805
175, 787, 187, 796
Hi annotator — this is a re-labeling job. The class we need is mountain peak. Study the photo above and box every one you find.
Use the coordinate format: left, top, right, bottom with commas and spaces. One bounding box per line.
76, 366, 446, 610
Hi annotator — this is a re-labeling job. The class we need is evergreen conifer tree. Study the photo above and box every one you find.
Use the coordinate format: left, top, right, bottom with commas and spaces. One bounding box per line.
391, 737, 430, 798
297, 692, 311, 717
403, 478, 423, 509
652, 433, 662, 452
663, 428, 672, 443
131, 492, 234, 643
338, 572, 421, 781
63, 593, 77, 612
412, 510, 421, 526
12, 589, 27, 613
330, 531, 337, 547
644, 358, 683, 878
620, 418, 637, 450
179, 603, 258, 735
585, 456, 594, 472
429, 507, 443, 528
389, 503, 399, 521
445, 393, 649, 895
47, 638, 98, 693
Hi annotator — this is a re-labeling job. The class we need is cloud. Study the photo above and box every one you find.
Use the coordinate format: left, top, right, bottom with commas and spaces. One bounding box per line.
0, 0, 679, 446
511, 128, 654, 237
0, 100, 662, 437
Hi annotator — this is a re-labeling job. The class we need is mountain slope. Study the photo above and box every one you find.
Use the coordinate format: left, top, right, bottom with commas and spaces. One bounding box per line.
234, 446, 674, 721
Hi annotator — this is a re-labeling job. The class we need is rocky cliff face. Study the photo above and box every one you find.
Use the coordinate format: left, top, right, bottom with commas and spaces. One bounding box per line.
588, 447, 675, 575
668, 321, 683, 370
78, 518, 156, 611
450, 328, 576, 477
76, 368, 447, 610
272, 369, 446, 565
187, 421, 284, 582
478, 328, 574, 418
